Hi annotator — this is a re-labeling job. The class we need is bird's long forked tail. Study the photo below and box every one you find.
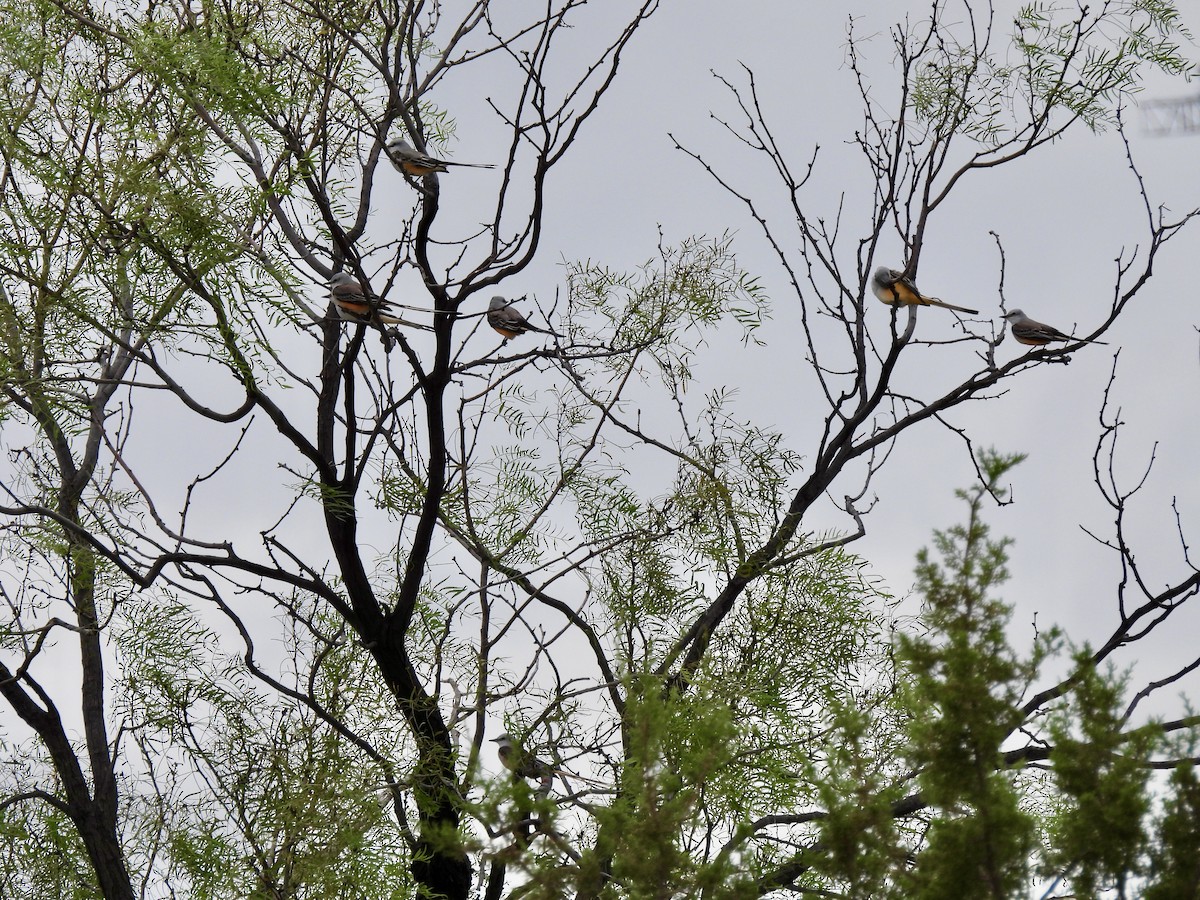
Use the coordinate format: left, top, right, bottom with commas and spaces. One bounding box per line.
922, 296, 980, 315
548, 767, 607, 789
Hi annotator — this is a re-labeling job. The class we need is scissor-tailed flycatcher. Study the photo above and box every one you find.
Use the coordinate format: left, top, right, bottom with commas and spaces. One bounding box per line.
492, 733, 554, 796
871, 266, 979, 315
487, 296, 554, 340
385, 138, 495, 177
329, 271, 406, 325
1002, 309, 1107, 346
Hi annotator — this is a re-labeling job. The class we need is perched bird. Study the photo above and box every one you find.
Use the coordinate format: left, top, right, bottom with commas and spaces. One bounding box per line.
871, 266, 979, 315
487, 296, 553, 340
385, 138, 495, 177
492, 733, 554, 796
329, 271, 406, 325
1003, 309, 1107, 346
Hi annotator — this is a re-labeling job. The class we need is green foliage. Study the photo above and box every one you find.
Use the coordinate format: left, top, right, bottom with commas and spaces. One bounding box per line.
846, 450, 1186, 898
672, 406, 805, 575
1043, 653, 1156, 896
590, 678, 741, 899
911, 0, 1191, 145
565, 234, 769, 385
1013, 0, 1191, 125
1144, 759, 1200, 898
814, 702, 909, 898
111, 597, 415, 898
567, 543, 889, 896
893, 451, 1039, 898
0, 0, 282, 434
0, 790, 96, 899
0, 0, 1196, 895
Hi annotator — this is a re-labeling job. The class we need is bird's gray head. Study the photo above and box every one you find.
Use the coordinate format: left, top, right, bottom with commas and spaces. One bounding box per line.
386, 138, 415, 155
490, 733, 514, 748
488, 296, 509, 311
329, 271, 358, 288
1003, 309, 1024, 321
872, 266, 896, 285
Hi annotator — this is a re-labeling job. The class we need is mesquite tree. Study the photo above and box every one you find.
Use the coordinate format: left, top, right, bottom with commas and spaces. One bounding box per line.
0, 0, 1197, 898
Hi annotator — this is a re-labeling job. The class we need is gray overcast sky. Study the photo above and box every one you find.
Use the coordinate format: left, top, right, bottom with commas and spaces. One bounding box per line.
5, 1, 1196, 747
186, 0, 1200, 720
496, 0, 1200, 715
